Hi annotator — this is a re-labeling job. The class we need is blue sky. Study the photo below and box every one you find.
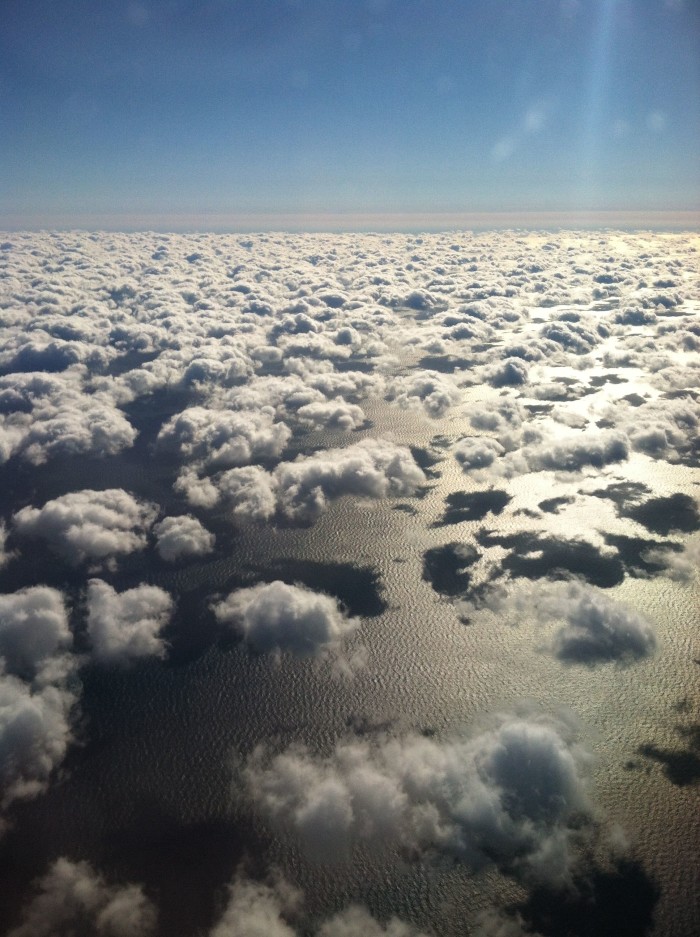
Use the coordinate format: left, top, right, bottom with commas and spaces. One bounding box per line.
1, 0, 699, 228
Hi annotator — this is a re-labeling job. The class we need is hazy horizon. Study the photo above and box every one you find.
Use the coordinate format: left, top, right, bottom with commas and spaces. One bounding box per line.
3, 209, 700, 234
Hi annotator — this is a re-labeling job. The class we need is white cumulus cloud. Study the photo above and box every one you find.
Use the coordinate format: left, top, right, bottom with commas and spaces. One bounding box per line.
86, 579, 174, 665
212, 581, 359, 661
13, 489, 157, 566
0, 586, 71, 679
480, 580, 657, 664
243, 707, 592, 885
153, 514, 215, 562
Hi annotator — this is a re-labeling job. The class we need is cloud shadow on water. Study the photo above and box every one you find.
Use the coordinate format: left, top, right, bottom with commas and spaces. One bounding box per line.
104, 806, 257, 937
422, 542, 480, 595
241, 559, 387, 618
513, 859, 660, 937
538, 495, 575, 515
477, 530, 625, 588
625, 494, 700, 536
639, 724, 700, 787
435, 489, 511, 526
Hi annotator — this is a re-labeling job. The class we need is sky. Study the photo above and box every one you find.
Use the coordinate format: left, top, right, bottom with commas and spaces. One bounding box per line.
1, 0, 699, 229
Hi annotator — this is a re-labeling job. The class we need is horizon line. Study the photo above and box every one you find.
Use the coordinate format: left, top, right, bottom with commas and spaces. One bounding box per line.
2, 209, 699, 234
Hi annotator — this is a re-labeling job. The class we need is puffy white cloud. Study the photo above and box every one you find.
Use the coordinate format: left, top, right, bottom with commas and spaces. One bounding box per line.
273, 439, 426, 524
0, 673, 77, 814
181, 438, 425, 527
244, 707, 592, 884
157, 406, 291, 471
540, 320, 600, 355
522, 430, 629, 474
15, 399, 137, 466
466, 399, 525, 443
212, 581, 358, 660
0, 372, 137, 466
7, 858, 156, 937
173, 467, 222, 509
0, 587, 71, 679
386, 371, 461, 418
13, 489, 157, 566
153, 514, 215, 562
306, 370, 377, 402
86, 579, 174, 665
217, 466, 280, 522
295, 398, 366, 431
454, 437, 506, 472
483, 358, 529, 388
0, 337, 104, 375
480, 580, 657, 664
551, 591, 656, 663
600, 396, 698, 464
0, 585, 78, 824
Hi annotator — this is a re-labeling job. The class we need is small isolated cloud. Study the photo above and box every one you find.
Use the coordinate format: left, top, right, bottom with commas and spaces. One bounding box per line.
550, 588, 656, 664
13, 489, 157, 566
86, 579, 174, 665
7, 858, 156, 937
212, 581, 359, 661
243, 706, 592, 884
0, 586, 71, 679
482, 580, 657, 665
153, 514, 215, 562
